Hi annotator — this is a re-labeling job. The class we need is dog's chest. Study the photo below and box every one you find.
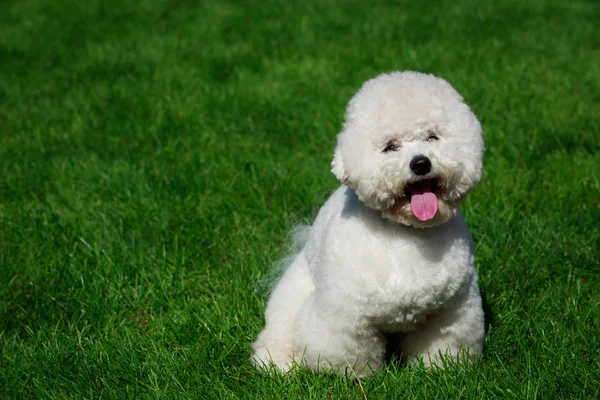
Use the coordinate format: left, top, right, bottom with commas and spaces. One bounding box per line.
355, 232, 470, 332
308, 200, 474, 331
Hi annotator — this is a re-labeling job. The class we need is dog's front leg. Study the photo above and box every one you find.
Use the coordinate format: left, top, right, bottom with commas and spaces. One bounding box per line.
401, 279, 485, 367
295, 294, 386, 378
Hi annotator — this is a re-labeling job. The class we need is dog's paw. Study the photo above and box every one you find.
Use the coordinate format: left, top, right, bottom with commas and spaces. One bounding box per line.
251, 345, 297, 374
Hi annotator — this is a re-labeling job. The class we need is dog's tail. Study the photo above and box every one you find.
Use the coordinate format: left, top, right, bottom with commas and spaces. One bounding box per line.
256, 223, 312, 295
287, 223, 311, 251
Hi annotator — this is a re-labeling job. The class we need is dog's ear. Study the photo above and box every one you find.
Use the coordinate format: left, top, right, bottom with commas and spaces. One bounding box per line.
331, 147, 348, 183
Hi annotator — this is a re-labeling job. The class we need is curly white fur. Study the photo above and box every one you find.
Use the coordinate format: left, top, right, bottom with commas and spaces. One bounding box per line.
252, 71, 485, 377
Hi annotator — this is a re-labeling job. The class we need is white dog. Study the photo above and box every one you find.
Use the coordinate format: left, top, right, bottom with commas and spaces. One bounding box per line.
252, 71, 485, 377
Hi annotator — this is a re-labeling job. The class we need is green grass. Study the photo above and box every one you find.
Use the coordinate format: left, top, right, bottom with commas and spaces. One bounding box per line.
1, 0, 599, 398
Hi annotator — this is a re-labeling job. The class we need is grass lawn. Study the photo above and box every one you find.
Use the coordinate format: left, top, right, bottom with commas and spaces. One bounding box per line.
1, 0, 599, 398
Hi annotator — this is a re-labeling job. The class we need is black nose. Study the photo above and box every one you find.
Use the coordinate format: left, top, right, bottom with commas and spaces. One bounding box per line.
410, 155, 431, 176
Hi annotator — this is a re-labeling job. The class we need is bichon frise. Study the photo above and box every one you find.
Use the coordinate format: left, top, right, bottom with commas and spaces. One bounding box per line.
252, 71, 485, 377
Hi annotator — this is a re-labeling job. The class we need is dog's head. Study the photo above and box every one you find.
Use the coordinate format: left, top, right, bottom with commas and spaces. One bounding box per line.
332, 71, 484, 228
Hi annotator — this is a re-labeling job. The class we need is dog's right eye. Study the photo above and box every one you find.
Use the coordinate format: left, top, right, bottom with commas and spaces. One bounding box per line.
383, 142, 398, 153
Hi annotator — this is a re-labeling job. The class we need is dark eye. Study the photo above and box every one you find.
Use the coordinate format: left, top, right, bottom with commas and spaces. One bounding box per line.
427, 132, 439, 141
382, 142, 398, 153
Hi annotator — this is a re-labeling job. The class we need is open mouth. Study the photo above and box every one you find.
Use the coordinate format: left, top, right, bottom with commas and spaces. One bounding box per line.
403, 178, 439, 222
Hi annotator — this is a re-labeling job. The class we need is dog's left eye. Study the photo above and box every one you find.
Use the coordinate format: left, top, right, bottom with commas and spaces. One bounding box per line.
427, 133, 439, 141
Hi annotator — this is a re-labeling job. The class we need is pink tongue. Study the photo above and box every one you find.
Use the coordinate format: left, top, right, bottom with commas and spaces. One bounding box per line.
409, 182, 438, 221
